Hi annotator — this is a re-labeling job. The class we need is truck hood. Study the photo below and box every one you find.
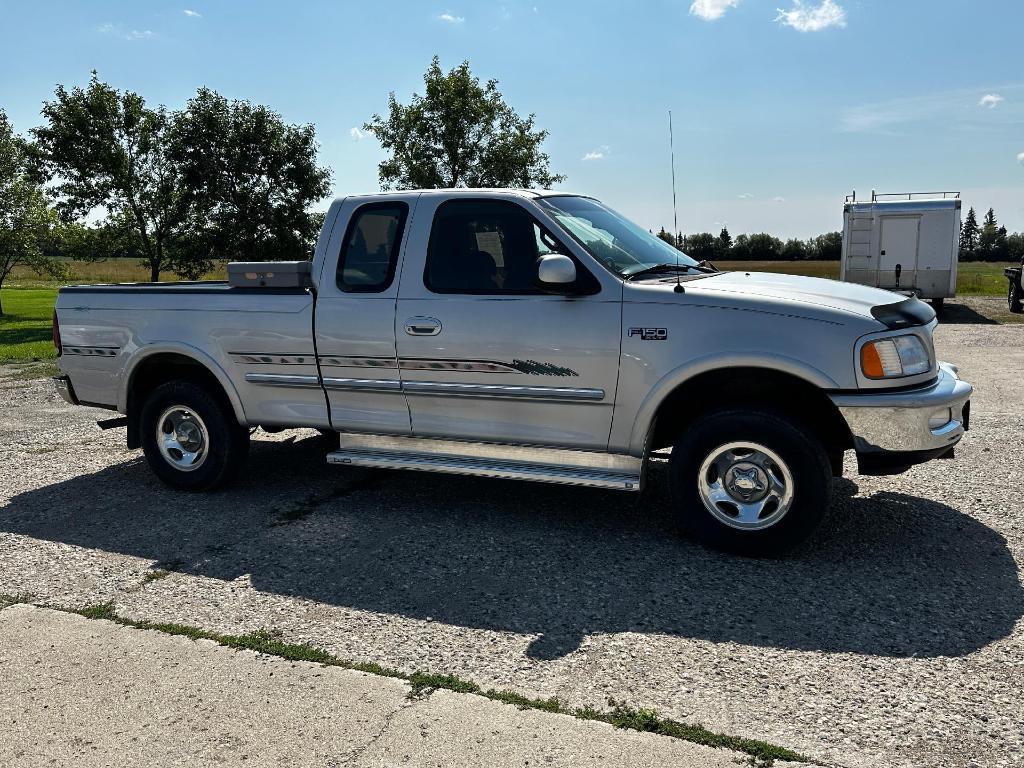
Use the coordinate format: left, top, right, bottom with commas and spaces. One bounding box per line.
684, 271, 908, 321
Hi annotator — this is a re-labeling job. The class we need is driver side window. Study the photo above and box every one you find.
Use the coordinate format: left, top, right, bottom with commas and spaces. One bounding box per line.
425, 199, 577, 294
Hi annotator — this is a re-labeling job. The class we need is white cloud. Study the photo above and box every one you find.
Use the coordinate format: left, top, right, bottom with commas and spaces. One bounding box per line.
689, 0, 740, 21
1017, 152, 1024, 165
775, 0, 846, 32
582, 145, 609, 161
97, 23, 154, 40
979, 93, 1004, 108
349, 127, 364, 141
773, 196, 787, 202
183, 9, 201, 17
738, 192, 754, 199
438, 11, 465, 23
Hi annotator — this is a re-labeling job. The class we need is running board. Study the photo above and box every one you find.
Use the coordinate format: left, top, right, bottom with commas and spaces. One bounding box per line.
325, 434, 642, 492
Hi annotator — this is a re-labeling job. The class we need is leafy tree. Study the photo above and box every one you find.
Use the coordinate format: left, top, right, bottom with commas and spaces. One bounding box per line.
31, 73, 191, 282
656, 226, 675, 246
364, 57, 564, 190
0, 110, 65, 315
808, 231, 842, 261
781, 238, 808, 261
959, 206, 979, 256
168, 88, 331, 271
1007, 232, 1024, 266
730, 233, 751, 261
681, 232, 716, 262
745, 233, 783, 261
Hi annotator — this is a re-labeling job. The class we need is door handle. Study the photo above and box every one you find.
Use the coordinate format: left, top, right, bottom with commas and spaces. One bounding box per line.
405, 317, 442, 336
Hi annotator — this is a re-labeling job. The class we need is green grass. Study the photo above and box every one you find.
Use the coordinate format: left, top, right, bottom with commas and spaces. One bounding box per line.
68, 601, 806, 764
0, 288, 59, 364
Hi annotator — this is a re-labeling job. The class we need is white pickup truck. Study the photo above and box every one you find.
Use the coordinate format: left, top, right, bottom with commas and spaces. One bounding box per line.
52, 189, 972, 554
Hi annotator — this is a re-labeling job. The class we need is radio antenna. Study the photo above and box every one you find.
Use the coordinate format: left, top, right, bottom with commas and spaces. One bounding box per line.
669, 110, 683, 293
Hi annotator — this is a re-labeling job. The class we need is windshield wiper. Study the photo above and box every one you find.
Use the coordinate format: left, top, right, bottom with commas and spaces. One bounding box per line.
625, 261, 717, 280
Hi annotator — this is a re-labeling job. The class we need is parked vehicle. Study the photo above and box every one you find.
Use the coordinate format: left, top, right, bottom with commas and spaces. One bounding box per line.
1006, 261, 1023, 313
52, 189, 973, 554
840, 191, 961, 309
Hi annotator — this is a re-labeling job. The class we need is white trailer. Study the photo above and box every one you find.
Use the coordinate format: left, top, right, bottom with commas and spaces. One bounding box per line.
840, 191, 961, 308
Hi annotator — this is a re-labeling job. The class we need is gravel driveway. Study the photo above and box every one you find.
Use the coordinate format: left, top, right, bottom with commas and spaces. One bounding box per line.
1, 321, 1022, 768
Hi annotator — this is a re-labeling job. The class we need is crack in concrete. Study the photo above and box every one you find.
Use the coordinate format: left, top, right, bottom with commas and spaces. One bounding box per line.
335, 686, 428, 765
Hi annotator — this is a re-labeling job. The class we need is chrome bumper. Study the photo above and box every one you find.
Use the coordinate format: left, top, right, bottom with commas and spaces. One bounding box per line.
53, 375, 79, 405
829, 363, 972, 454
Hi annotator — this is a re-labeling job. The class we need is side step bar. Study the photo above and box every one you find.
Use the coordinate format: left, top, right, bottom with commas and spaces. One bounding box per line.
325, 435, 642, 492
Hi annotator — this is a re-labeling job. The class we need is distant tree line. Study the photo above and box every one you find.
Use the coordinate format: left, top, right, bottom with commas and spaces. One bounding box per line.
659, 207, 1024, 265
959, 206, 1024, 263
656, 226, 843, 262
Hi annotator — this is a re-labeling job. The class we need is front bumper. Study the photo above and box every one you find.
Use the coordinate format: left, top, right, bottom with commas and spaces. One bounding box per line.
829, 362, 972, 475
53, 375, 79, 406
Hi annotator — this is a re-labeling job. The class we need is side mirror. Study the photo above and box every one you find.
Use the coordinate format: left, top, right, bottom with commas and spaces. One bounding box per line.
536, 254, 577, 292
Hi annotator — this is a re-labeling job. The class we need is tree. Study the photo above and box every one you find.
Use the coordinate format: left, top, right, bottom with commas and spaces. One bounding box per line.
977, 207, 1008, 261
0, 110, 64, 315
808, 231, 842, 261
31, 73, 194, 282
715, 226, 732, 260
364, 57, 564, 190
656, 227, 676, 246
681, 232, 716, 262
745, 233, 783, 260
1007, 232, 1024, 266
168, 88, 331, 270
959, 206, 980, 256
781, 238, 808, 261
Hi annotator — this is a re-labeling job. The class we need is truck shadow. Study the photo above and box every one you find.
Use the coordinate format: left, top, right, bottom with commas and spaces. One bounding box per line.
3, 434, 1021, 661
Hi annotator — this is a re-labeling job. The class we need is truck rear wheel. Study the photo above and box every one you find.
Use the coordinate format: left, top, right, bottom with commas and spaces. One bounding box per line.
140, 380, 249, 491
1009, 279, 1023, 314
668, 408, 831, 556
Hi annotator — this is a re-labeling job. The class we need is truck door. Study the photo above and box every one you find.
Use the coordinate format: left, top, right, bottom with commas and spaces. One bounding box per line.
394, 196, 620, 450
314, 196, 417, 435
878, 216, 920, 290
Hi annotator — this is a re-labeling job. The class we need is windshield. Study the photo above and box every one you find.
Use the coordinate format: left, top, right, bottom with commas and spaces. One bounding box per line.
537, 196, 700, 277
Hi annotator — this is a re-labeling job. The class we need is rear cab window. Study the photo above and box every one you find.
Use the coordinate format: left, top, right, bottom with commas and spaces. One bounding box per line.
336, 202, 409, 292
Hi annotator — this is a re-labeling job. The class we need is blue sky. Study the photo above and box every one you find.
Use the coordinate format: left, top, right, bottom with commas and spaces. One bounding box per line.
1, 0, 1021, 238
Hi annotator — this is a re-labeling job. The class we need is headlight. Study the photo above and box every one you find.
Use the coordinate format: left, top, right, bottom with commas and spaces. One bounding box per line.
860, 334, 931, 379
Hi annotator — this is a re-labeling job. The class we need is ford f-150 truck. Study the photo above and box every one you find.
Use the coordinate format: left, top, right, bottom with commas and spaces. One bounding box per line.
52, 189, 972, 554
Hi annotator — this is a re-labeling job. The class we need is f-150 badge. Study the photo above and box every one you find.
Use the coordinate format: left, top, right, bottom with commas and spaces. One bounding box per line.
628, 327, 668, 341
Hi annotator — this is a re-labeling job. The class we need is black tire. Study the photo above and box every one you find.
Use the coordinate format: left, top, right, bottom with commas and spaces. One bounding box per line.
1009, 279, 1023, 314
668, 408, 831, 556
140, 380, 249, 491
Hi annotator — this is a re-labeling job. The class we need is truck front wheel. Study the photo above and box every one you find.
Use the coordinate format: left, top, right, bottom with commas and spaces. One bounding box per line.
668, 408, 831, 556
140, 380, 250, 491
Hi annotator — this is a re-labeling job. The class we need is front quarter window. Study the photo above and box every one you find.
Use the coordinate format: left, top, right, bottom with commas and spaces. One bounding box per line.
537, 196, 700, 277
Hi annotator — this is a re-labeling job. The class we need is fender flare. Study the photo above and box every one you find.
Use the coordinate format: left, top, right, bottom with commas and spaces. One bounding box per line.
626, 352, 841, 455
118, 342, 248, 426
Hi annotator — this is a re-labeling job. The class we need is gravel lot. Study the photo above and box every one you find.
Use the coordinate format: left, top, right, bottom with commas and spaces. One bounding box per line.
1, 316, 1022, 768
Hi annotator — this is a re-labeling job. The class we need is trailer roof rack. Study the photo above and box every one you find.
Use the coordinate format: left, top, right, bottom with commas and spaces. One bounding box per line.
845, 189, 960, 203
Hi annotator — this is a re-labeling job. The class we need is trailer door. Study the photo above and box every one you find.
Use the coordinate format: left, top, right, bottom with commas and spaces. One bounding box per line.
878, 216, 920, 290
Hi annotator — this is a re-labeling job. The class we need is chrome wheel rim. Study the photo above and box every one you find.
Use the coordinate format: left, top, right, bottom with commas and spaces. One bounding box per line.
697, 441, 794, 531
156, 406, 209, 472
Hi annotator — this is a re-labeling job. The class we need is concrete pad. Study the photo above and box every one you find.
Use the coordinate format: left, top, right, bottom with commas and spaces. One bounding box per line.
0, 605, 770, 768
0, 604, 410, 767
360, 687, 750, 768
